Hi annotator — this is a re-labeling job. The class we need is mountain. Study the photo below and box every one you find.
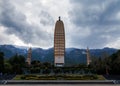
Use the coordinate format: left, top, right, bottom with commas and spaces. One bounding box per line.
0, 45, 27, 58
0, 45, 118, 66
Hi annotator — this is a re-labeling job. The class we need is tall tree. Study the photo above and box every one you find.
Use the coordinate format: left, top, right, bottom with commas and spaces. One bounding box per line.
9, 54, 25, 74
0, 52, 4, 73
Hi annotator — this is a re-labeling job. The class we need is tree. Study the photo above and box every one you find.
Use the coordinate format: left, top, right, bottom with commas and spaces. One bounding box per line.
42, 62, 52, 68
109, 50, 120, 74
4, 62, 13, 74
9, 54, 26, 74
0, 52, 4, 73
89, 56, 106, 74
4, 60, 12, 74
90, 50, 120, 74
31, 60, 41, 67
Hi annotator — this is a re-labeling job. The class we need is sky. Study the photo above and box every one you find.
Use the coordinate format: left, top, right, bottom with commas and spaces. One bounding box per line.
0, 0, 120, 49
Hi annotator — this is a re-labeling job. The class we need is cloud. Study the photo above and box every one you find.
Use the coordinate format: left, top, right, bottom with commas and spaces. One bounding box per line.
40, 11, 54, 26
0, 0, 120, 49
68, 0, 120, 48
69, 0, 120, 26
0, 0, 53, 48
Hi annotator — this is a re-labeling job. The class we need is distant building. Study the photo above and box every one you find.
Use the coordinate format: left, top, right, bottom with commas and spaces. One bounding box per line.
26, 47, 32, 66
86, 47, 91, 66
54, 17, 65, 67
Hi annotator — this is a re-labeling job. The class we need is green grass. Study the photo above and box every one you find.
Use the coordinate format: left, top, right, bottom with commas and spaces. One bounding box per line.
13, 74, 105, 80
97, 75, 106, 80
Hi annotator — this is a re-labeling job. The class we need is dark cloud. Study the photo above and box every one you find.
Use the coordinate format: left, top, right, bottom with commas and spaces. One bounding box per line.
40, 11, 54, 26
0, 0, 120, 48
70, 0, 120, 26
0, 0, 52, 47
68, 0, 120, 48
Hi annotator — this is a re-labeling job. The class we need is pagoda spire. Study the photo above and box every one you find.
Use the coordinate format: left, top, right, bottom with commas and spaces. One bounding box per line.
59, 16, 61, 21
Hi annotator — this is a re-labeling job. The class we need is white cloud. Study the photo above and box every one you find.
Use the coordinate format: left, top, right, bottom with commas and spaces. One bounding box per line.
68, 0, 120, 49
0, 26, 26, 46
105, 38, 120, 49
0, 0, 120, 49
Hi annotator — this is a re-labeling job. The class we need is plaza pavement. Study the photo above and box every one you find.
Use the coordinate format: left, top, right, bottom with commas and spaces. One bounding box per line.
0, 80, 119, 85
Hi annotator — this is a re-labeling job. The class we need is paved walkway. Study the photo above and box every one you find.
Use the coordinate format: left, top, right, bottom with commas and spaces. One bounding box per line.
2, 85, 120, 86
0, 80, 116, 85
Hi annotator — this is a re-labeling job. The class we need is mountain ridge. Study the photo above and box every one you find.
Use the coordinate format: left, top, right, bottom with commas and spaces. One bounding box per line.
0, 45, 118, 66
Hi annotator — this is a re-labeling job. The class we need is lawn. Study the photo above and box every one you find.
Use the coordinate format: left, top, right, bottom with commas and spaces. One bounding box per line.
13, 74, 105, 80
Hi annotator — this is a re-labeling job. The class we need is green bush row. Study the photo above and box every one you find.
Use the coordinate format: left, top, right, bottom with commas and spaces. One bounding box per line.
20, 74, 98, 80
